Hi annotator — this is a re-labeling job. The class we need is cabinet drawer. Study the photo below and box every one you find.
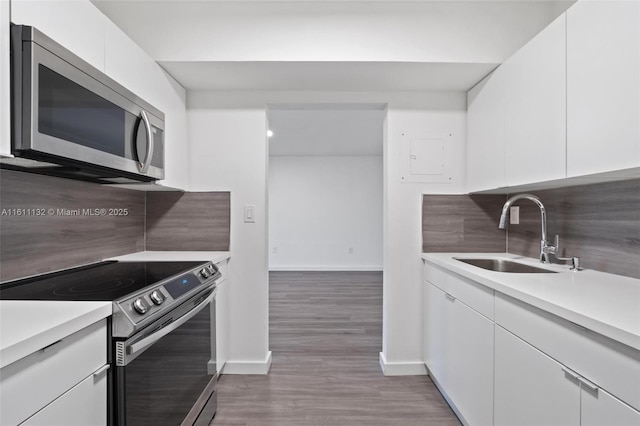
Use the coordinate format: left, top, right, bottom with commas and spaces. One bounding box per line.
495, 293, 640, 411
20, 364, 108, 426
0, 320, 106, 425
423, 262, 494, 319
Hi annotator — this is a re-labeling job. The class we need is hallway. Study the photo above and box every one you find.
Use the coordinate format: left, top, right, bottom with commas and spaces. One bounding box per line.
212, 271, 459, 426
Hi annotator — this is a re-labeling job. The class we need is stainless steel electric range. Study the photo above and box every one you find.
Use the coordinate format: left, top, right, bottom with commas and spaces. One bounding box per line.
0, 260, 221, 426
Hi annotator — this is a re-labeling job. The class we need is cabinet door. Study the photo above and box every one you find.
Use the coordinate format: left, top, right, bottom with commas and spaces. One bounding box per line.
503, 13, 567, 186
582, 384, 640, 426
495, 325, 580, 426
11, 0, 106, 71
466, 68, 507, 192
424, 282, 448, 384
425, 282, 493, 425
447, 295, 494, 426
566, 0, 640, 177
20, 365, 108, 426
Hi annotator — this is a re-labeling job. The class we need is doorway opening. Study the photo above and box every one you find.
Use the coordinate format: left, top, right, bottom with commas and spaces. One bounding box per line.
265, 103, 385, 362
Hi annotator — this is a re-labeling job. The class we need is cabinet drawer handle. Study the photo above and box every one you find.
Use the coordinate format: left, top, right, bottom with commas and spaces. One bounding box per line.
445, 293, 455, 302
561, 367, 580, 384
578, 377, 599, 395
93, 364, 110, 378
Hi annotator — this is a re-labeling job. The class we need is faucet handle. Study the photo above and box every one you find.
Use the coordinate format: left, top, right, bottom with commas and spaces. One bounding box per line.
543, 234, 559, 255
570, 257, 583, 272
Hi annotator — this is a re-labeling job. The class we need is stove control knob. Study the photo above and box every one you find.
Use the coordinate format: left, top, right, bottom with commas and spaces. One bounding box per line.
200, 268, 210, 278
132, 298, 149, 314
149, 290, 165, 305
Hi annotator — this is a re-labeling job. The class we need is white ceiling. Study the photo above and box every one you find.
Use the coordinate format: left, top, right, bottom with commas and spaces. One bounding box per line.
92, 0, 574, 92
268, 108, 384, 156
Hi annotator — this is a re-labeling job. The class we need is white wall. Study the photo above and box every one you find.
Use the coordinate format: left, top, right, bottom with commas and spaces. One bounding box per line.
269, 156, 383, 271
381, 99, 467, 375
188, 107, 271, 374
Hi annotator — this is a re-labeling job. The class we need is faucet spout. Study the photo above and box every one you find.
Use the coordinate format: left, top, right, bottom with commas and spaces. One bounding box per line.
498, 193, 550, 263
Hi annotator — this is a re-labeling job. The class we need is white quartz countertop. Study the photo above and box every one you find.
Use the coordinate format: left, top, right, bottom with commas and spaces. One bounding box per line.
0, 301, 112, 369
422, 253, 640, 351
106, 251, 230, 263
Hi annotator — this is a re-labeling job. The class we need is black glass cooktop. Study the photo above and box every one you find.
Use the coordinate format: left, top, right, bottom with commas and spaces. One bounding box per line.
0, 261, 206, 301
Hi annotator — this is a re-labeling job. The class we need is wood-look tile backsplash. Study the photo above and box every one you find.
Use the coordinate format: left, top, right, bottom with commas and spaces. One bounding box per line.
422, 179, 640, 279
0, 170, 145, 281
422, 194, 506, 253
506, 179, 640, 279
146, 192, 230, 251
0, 170, 231, 282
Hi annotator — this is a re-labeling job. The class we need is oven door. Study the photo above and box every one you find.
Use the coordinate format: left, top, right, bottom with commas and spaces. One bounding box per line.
114, 289, 217, 426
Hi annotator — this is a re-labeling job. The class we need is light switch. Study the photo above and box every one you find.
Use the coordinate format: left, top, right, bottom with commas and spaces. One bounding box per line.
510, 206, 520, 225
244, 205, 256, 223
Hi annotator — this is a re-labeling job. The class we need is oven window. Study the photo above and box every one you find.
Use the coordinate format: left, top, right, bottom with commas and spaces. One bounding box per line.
38, 65, 127, 156
119, 307, 214, 425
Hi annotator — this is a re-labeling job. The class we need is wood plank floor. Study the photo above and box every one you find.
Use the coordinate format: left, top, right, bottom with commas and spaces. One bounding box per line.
211, 271, 460, 426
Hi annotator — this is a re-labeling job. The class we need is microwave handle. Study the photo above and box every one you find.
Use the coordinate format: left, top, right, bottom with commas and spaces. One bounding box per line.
138, 110, 154, 174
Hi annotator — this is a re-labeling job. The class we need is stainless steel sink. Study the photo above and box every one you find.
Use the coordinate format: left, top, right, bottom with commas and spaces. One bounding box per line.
454, 258, 557, 273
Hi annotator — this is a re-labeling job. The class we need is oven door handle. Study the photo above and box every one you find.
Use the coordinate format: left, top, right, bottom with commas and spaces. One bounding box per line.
127, 289, 216, 356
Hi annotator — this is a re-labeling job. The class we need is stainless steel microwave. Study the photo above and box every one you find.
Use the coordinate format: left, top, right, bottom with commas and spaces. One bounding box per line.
6, 24, 165, 183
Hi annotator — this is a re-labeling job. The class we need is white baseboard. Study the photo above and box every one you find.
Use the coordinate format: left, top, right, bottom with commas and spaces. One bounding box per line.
221, 351, 272, 375
378, 351, 428, 376
269, 266, 383, 272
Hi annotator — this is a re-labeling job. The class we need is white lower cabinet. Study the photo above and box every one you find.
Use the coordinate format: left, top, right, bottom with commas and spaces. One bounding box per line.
424, 281, 494, 425
423, 260, 640, 426
582, 384, 640, 426
0, 320, 107, 426
495, 325, 640, 426
495, 325, 580, 426
20, 365, 108, 426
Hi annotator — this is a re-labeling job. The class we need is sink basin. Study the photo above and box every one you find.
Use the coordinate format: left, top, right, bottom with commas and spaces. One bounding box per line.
454, 258, 557, 274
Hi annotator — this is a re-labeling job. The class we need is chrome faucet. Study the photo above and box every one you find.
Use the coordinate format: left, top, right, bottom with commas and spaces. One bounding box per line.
498, 193, 554, 263
498, 194, 582, 270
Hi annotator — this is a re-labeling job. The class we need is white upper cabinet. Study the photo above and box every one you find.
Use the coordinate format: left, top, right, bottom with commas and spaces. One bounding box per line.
503, 13, 566, 187
467, 1, 639, 192
566, 0, 640, 177
467, 68, 507, 192
466, 13, 566, 192
10, 0, 106, 71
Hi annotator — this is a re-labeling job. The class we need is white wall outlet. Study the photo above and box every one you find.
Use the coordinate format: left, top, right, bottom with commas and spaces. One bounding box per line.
272, 247, 278, 254
510, 206, 520, 225
244, 205, 256, 223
